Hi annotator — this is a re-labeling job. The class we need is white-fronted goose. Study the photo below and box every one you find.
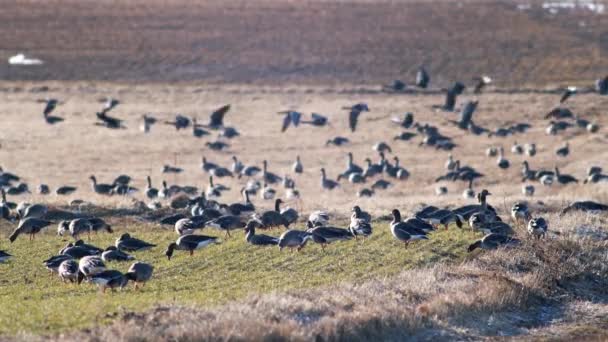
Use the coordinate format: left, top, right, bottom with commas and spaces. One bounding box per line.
320, 168, 339, 190
555, 142, 569, 157
77, 256, 106, 283
262, 160, 282, 184
468, 233, 520, 252
115, 233, 156, 252
307, 222, 352, 248
89, 270, 128, 293
244, 220, 278, 246
468, 213, 513, 236
255, 199, 290, 229
145, 176, 158, 199
278, 229, 313, 251
308, 211, 330, 227
101, 246, 135, 262
525, 143, 536, 157
9, 218, 52, 242
511, 202, 530, 225
89, 176, 114, 195
58, 259, 79, 282
231, 156, 244, 174
554, 167, 578, 184
165, 234, 218, 259
68, 218, 93, 239
390, 209, 428, 247
56, 186, 77, 195
125, 262, 154, 289
207, 215, 246, 237
527, 217, 547, 239
261, 182, 276, 200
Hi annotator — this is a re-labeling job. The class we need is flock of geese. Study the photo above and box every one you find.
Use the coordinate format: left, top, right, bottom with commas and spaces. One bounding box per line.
1, 71, 607, 293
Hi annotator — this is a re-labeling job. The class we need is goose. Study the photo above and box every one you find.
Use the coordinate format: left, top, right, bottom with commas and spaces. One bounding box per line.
527, 217, 547, 239
525, 143, 536, 157
77, 256, 106, 283
468, 213, 514, 236
15, 202, 30, 218
191, 118, 210, 137
545, 107, 574, 120
449, 100, 477, 130
351, 206, 371, 222
511, 141, 523, 155
60, 244, 99, 259
433, 81, 465, 112
206, 176, 229, 198
244, 220, 279, 246
89, 270, 128, 293
301, 112, 328, 127
320, 168, 339, 190
125, 262, 154, 289
468, 233, 520, 252
0, 190, 11, 220
588, 166, 602, 177
231, 156, 244, 174
383, 79, 406, 92
37, 184, 50, 195
58, 259, 79, 282
145, 176, 158, 199
338, 172, 366, 184
554, 167, 578, 184
262, 160, 282, 184
357, 188, 374, 198
7, 183, 29, 195
21, 203, 47, 219
101, 246, 135, 262
85, 217, 112, 235
307, 222, 352, 248
164, 114, 190, 130
206, 140, 229, 151
555, 142, 569, 157
0, 250, 12, 263
261, 182, 276, 200
497, 147, 509, 169
240, 164, 261, 178
560, 86, 577, 103
174, 217, 204, 236
95, 111, 124, 129
308, 211, 330, 227
463, 179, 475, 199
344, 152, 363, 176
343, 103, 369, 132
416, 67, 430, 88
486, 147, 498, 157
584, 173, 608, 184
140, 114, 157, 133
371, 179, 391, 190
390, 209, 428, 246
393, 131, 417, 141
114, 183, 138, 196
9, 218, 52, 242
162, 165, 183, 174
165, 234, 218, 259
56, 186, 77, 195
279, 200, 299, 226
293, 156, 303, 174
521, 161, 538, 181
41, 98, 58, 116
597, 75, 608, 94
425, 208, 463, 229
282, 175, 296, 189
561, 201, 608, 214
203, 104, 231, 129
89, 176, 114, 195
159, 213, 188, 226
445, 154, 456, 171
511, 202, 530, 225
349, 207, 372, 239
201, 157, 219, 173
522, 184, 535, 196
587, 122, 600, 133
540, 174, 554, 186
68, 218, 93, 239
255, 199, 290, 229
373, 142, 392, 153
279, 110, 302, 132
210, 166, 233, 178
472, 75, 492, 94
435, 186, 448, 196
115, 233, 156, 252
206, 215, 246, 237
404, 217, 435, 233
325, 136, 350, 146
44, 255, 73, 274
363, 158, 383, 178
227, 189, 255, 216
277, 229, 313, 251
158, 181, 170, 199
391, 112, 414, 129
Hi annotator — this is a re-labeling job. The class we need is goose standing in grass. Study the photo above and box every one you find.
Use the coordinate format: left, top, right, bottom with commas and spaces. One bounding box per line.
21, 203, 47, 219
554, 167, 578, 185
511, 141, 523, 155
255, 199, 290, 229
561, 201, 608, 214
56, 186, 77, 195
262, 160, 282, 184
125, 262, 154, 289
468, 233, 520, 252
278, 200, 299, 226
68, 218, 93, 239
511, 202, 530, 226
497, 147, 510, 169
115, 233, 156, 252
293, 156, 303, 174
363, 158, 383, 178
206, 215, 246, 237
0, 250, 12, 263
89, 176, 114, 195
468, 213, 514, 236
9, 218, 52, 242
527, 217, 548, 239
555, 142, 569, 157
307, 222, 352, 249
145, 176, 158, 199
44, 255, 73, 275
101, 246, 135, 262
206, 176, 230, 198
349, 206, 372, 239
165, 234, 218, 260
278, 229, 313, 252
58, 259, 79, 282
89, 270, 128, 293
77, 256, 106, 283
445, 154, 456, 171
231, 156, 244, 174
308, 211, 330, 227
244, 220, 279, 246
390, 209, 428, 247
227, 189, 255, 216
320, 168, 339, 190
261, 182, 276, 200
525, 143, 536, 157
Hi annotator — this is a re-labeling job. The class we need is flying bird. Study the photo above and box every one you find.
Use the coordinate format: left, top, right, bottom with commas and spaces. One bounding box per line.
100, 98, 120, 113
206, 104, 231, 129
279, 111, 302, 132
450, 100, 478, 130
343, 103, 369, 132
433, 82, 465, 112
95, 111, 124, 129
301, 113, 328, 127
164, 114, 190, 130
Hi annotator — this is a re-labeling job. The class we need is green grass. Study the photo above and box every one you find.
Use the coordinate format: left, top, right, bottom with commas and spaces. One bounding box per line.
0, 222, 479, 336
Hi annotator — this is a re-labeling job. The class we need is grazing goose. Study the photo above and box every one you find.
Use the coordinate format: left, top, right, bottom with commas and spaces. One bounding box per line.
140, 114, 157, 133
220, 126, 240, 138
554, 167, 578, 185
468, 213, 514, 236
320, 168, 339, 190
9, 218, 52, 242
522, 184, 535, 196
58, 259, 79, 282
115, 233, 156, 252
162, 165, 183, 174
391, 112, 414, 129
89, 176, 114, 195
240, 164, 262, 178
497, 147, 510, 169
255, 199, 290, 229
38, 184, 50, 195
357, 188, 374, 197
231, 156, 244, 174
527, 217, 547, 239
261, 182, 276, 200
307, 222, 352, 248
343, 103, 370, 132
390, 209, 428, 246
206, 140, 229, 151
555, 142, 569, 157
511, 202, 530, 225
371, 179, 391, 190
325, 136, 350, 146
277, 229, 313, 251
191, 118, 210, 137
210, 166, 233, 178
416, 67, 430, 88
165, 234, 218, 259
560, 86, 577, 104
56, 186, 77, 195
468, 233, 520, 252
525, 143, 536, 157
101, 246, 135, 262
89, 270, 128, 293
206, 215, 246, 237
21, 203, 47, 219
308, 211, 330, 227
561, 201, 608, 214
0, 250, 12, 263
293, 156, 303, 174
145, 176, 158, 199
77, 256, 106, 283
44, 255, 73, 274
68, 218, 93, 239
244, 220, 279, 246
472, 75, 492, 94
262, 160, 282, 184
125, 262, 154, 289
373, 142, 392, 153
